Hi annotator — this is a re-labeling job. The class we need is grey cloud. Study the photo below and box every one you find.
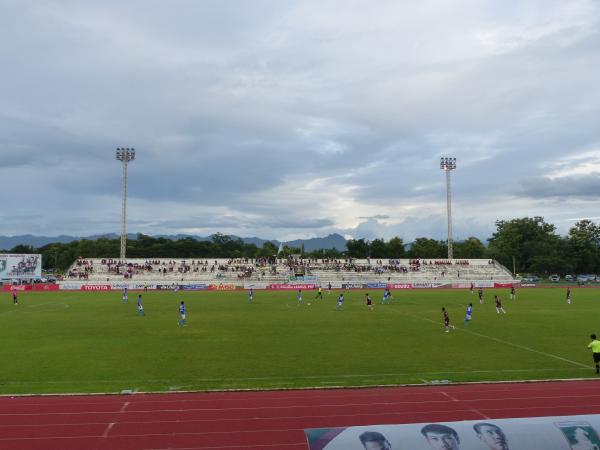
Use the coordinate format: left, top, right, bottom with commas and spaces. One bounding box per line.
360, 215, 390, 220
518, 174, 600, 199
1, 1, 600, 239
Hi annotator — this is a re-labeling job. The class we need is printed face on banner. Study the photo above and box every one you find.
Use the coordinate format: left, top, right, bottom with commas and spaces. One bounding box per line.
555, 422, 600, 450
475, 424, 509, 450
422, 426, 460, 450
359, 431, 392, 450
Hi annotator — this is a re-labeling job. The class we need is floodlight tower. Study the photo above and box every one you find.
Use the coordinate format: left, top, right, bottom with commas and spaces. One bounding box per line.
116, 147, 135, 262
440, 157, 457, 260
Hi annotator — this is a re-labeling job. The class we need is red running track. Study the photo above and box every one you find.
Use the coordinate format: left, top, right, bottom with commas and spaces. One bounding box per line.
1, 380, 599, 450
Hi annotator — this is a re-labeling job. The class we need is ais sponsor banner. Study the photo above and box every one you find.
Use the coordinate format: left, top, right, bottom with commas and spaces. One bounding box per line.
387, 283, 412, 289
305, 414, 600, 450
209, 284, 236, 291
268, 284, 316, 290
366, 282, 387, 289
0, 254, 42, 279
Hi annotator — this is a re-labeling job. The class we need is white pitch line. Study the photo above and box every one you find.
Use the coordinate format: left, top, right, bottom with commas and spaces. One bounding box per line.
1, 367, 589, 387
387, 309, 590, 369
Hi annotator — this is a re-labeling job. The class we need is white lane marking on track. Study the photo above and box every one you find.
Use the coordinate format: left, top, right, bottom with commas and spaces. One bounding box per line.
385, 308, 590, 369
120, 401, 129, 413
3, 394, 600, 417
102, 422, 115, 437
471, 408, 491, 419
3, 402, 600, 430
441, 391, 459, 402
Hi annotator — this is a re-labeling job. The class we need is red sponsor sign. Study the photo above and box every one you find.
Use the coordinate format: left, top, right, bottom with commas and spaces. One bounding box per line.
33, 284, 60, 291
268, 284, 316, 290
81, 285, 112, 291
2, 285, 32, 291
387, 283, 412, 289
209, 284, 237, 291
494, 283, 516, 288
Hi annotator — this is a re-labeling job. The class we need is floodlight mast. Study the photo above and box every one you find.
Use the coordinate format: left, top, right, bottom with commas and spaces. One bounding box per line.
116, 148, 135, 262
440, 157, 457, 260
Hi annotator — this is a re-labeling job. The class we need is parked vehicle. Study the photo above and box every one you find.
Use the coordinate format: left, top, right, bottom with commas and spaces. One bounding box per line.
565, 275, 573, 281
549, 274, 560, 282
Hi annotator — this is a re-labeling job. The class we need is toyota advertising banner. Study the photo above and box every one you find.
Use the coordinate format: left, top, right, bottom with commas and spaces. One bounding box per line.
0, 254, 42, 279
305, 414, 600, 450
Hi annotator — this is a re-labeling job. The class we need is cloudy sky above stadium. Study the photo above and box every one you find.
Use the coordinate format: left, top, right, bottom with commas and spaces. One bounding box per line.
1, 0, 599, 242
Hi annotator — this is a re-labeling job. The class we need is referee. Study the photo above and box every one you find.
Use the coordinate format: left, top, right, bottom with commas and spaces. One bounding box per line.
588, 334, 600, 374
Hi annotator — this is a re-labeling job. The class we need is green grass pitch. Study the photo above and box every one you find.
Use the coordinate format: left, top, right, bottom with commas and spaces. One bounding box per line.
0, 287, 596, 395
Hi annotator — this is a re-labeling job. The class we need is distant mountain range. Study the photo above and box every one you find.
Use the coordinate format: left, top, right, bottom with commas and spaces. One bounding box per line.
0, 233, 349, 252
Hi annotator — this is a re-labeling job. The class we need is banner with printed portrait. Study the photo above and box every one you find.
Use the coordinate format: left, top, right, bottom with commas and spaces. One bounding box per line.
305, 414, 600, 450
0, 254, 42, 279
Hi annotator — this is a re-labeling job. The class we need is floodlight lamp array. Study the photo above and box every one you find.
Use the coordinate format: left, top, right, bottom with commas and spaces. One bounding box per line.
440, 157, 457, 170
116, 147, 136, 161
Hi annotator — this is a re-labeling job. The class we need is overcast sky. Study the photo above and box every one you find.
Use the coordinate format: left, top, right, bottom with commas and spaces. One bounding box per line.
1, 0, 599, 242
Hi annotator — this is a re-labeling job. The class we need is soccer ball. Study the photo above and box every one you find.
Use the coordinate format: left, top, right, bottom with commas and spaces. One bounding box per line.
307, 302, 311, 306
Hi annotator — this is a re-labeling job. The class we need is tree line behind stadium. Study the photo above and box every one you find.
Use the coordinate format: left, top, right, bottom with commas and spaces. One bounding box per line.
2, 217, 600, 277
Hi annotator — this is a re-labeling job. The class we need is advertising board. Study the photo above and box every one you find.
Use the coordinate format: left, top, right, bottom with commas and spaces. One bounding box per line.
342, 283, 366, 290
209, 284, 236, 291
305, 414, 600, 450
268, 284, 316, 290
387, 283, 412, 289
0, 254, 42, 279
2, 284, 32, 291
244, 282, 270, 290
81, 285, 112, 291
181, 284, 209, 291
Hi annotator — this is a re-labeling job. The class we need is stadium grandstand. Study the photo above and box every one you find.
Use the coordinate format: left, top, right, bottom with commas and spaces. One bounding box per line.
63, 257, 515, 287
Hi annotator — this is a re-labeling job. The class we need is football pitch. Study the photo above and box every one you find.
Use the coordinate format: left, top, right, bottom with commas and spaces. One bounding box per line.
0, 287, 597, 395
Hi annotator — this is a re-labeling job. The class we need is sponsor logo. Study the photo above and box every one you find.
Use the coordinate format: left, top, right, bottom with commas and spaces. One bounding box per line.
366, 282, 387, 289
59, 283, 82, 290
342, 283, 365, 289
81, 285, 112, 291
388, 283, 412, 289
209, 284, 236, 291
268, 284, 316, 290
34, 284, 59, 291
182, 284, 209, 291
2, 285, 32, 291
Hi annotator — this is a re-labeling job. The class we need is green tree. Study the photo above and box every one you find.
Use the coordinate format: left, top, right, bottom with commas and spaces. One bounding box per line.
487, 217, 562, 274
369, 239, 387, 258
453, 237, 487, 259
346, 239, 370, 258
408, 238, 447, 258
386, 237, 406, 258
565, 219, 600, 273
